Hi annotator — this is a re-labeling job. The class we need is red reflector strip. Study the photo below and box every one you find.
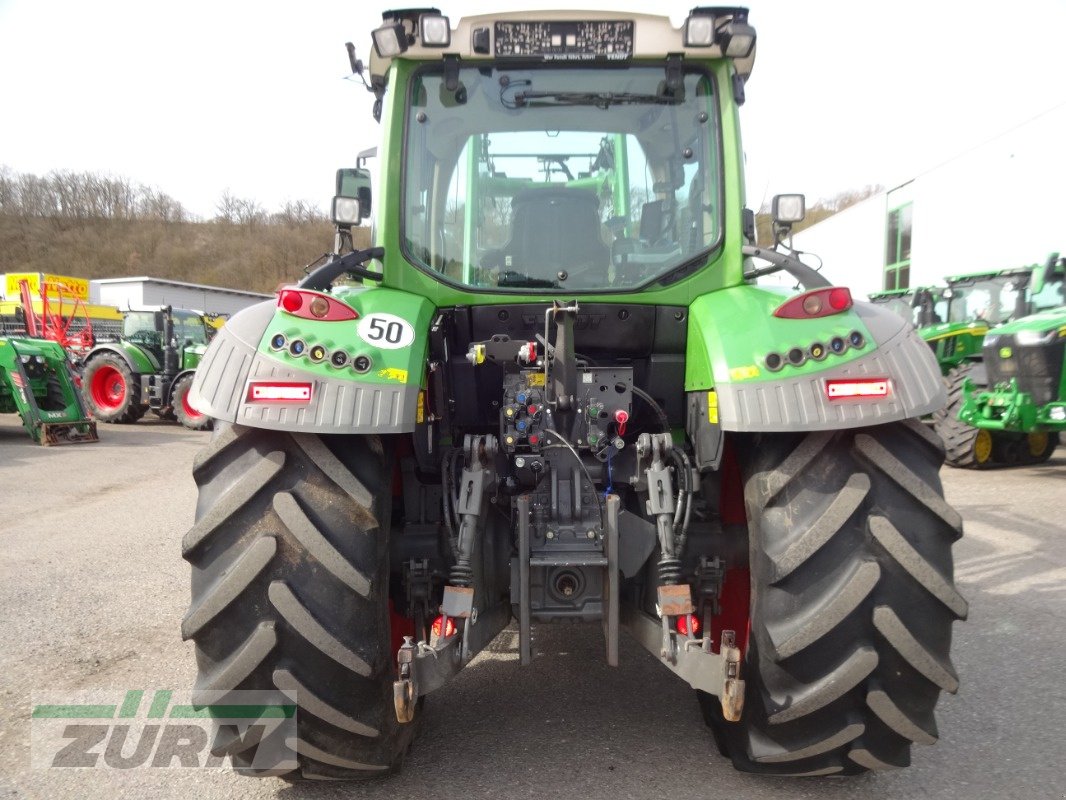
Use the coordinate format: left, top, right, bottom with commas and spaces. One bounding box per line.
247, 382, 313, 402
825, 378, 890, 399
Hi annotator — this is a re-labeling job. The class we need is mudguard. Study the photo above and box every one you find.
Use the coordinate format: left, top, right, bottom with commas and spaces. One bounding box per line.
85, 341, 158, 374
189, 287, 434, 434
685, 285, 947, 433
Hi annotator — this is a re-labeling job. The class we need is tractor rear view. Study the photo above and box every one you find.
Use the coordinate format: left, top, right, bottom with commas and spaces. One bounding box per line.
80, 306, 211, 430
181, 8, 966, 780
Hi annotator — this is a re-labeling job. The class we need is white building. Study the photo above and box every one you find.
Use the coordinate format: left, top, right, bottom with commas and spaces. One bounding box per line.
789, 103, 1065, 298
90, 277, 271, 317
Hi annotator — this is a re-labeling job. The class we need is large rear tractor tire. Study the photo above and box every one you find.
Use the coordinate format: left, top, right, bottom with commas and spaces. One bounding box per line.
172, 373, 212, 431
934, 363, 992, 468
82, 353, 145, 423
181, 423, 415, 780
700, 419, 967, 775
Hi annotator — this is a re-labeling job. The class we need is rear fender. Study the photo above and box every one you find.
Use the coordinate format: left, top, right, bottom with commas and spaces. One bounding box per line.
86, 342, 155, 375
190, 288, 434, 434
685, 286, 946, 434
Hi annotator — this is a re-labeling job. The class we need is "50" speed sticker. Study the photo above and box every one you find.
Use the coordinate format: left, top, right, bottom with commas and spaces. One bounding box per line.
357, 313, 415, 349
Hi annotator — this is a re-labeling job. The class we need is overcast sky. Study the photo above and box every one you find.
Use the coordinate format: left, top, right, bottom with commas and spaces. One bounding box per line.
1, 0, 1064, 219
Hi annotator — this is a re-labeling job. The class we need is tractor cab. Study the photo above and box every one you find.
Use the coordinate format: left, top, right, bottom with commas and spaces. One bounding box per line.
121, 308, 209, 369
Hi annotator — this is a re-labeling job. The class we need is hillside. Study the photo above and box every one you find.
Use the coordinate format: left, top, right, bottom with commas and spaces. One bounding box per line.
0, 167, 369, 293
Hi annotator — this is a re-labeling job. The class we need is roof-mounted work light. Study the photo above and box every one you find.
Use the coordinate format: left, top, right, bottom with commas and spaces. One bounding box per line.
372, 22, 408, 58
717, 17, 756, 57
419, 13, 451, 47
684, 7, 756, 57
684, 14, 716, 47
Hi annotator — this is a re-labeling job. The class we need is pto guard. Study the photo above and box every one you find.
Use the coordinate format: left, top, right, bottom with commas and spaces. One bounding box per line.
689, 293, 947, 433
189, 290, 432, 434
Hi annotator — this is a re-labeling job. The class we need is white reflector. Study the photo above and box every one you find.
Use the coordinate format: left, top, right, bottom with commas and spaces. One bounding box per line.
826, 378, 890, 400
247, 382, 313, 402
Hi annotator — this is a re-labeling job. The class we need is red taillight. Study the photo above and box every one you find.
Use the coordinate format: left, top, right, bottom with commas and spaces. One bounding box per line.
676, 614, 701, 636
277, 289, 359, 321
774, 287, 853, 319
431, 615, 457, 638
825, 378, 890, 400
246, 382, 313, 402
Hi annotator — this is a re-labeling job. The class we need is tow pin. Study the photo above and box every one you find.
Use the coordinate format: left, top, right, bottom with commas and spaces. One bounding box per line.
614, 408, 629, 436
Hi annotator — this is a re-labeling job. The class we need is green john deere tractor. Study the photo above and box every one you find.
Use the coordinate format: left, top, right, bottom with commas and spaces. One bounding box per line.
182, 7, 966, 779
0, 335, 97, 445
957, 259, 1066, 464
931, 255, 1065, 466
867, 286, 944, 332
80, 306, 212, 430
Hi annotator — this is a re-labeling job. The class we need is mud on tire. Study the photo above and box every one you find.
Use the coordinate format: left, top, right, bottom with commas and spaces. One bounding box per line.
181, 423, 415, 780
701, 419, 967, 775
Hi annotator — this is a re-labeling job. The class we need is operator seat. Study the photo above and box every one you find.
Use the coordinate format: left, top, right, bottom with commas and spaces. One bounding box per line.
488, 187, 609, 283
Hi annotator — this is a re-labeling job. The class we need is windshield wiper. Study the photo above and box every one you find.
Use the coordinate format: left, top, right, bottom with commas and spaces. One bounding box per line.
511, 91, 679, 110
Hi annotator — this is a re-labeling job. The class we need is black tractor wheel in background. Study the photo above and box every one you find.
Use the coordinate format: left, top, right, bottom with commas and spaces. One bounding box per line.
699, 419, 967, 775
82, 353, 145, 423
934, 362, 992, 468
1025, 431, 1059, 464
172, 373, 211, 431
182, 424, 415, 780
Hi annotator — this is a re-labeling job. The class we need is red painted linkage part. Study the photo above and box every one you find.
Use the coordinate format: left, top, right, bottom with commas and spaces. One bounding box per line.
773, 286, 852, 319
713, 438, 751, 656
614, 408, 629, 436
277, 289, 359, 321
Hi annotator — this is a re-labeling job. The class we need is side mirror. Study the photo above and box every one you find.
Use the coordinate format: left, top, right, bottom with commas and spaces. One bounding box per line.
333, 167, 372, 225
1033, 251, 1060, 295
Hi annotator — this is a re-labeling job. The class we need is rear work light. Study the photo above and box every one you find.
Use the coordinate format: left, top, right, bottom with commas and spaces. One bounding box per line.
277, 289, 359, 321
247, 382, 313, 402
774, 287, 853, 319
825, 378, 890, 400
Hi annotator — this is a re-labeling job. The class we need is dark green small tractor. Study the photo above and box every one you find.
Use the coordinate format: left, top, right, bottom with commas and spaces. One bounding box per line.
80, 306, 211, 430
0, 335, 97, 445
932, 255, 1065, 466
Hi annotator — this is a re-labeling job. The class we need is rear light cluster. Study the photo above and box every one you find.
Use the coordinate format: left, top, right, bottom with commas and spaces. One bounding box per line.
764, 330, 866, 372
269, 332, 373, 374
277, 289, 359, 321
773, 287, 853, 319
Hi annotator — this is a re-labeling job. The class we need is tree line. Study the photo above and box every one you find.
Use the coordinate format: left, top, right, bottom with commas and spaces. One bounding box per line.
0, 166, 330, 227
0, 167, 346, 294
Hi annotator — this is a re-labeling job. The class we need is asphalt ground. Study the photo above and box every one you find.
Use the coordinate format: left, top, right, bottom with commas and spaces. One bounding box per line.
0, 414, 1063, 799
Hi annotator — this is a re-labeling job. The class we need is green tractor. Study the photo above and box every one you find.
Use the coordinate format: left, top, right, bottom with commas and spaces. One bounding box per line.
80, 306, 211, 430
868, 286, 944, 332
0, 335, 98, 445
182, 8, 966, 779
957, 259, 1066, 464
931, 255, 1065, 466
